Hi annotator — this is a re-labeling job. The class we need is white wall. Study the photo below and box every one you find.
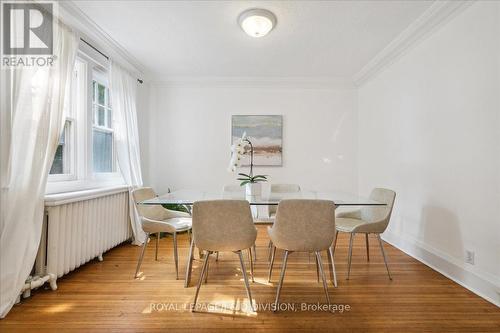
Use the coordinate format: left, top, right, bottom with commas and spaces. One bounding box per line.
358, 1, 500, 305
143, 82, 358, 195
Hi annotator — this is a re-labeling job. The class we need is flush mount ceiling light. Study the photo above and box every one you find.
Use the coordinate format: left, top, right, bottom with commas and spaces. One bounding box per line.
238, 8, 277, 38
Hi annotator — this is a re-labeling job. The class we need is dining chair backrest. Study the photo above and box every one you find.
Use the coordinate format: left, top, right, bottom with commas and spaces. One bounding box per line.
271, 184, 301, 193
269, 184, 301, 216
192, 200, 257, 252
132, 187, 170, 221
272, 199, 336, 252
222, 184, 244, 192
360, 188, 396, 232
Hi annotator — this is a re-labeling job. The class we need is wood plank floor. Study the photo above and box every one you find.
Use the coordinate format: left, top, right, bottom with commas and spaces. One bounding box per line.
1, 226, 499, 332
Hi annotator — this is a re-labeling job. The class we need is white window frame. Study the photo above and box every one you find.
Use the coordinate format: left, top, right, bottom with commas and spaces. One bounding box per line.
46, 48, 124, 194
91, 70, 117, 176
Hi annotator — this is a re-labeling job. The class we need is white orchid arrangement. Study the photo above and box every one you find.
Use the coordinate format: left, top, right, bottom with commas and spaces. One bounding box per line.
228, 132, 268, 186
227, 132, 247, 172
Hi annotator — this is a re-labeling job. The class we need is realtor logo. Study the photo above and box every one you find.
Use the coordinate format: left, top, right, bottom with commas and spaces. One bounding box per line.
1, 1, 56, 67
2, 2, 53, 55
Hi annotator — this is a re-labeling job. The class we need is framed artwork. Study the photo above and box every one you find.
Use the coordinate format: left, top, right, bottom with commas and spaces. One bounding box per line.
231, 115, 282, 166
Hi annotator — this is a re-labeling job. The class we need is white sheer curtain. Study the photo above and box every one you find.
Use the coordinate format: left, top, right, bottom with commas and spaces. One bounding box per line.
0, 26, 78, 317
110, 61, 146, 245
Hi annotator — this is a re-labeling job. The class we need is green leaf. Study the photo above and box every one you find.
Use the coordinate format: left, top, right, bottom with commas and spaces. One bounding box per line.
240, 180, 250, 186
238, 173, 250, 177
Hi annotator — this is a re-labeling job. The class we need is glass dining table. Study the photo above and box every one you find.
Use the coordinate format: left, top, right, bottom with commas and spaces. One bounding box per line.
140, 189, 384, 207
139, 189, 385, 287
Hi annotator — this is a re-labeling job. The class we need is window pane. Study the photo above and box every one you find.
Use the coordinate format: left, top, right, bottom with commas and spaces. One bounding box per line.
50, 145, 64, 174
98, 83, 105, 105
97, 106, 106, 126
92, 80, 96, 102
93, 130, 113, 172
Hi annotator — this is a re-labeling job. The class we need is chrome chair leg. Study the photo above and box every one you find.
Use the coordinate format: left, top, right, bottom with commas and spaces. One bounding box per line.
135, 233, 150, 278
314, 253, 320, 283
327, 247, 338, 287
237, 250, 255, 311
273, 250, 290, 312
315, 251, 331, 305
173, 232, 179, 279
347, 233, 354, 280
377, 234, 392, 280
184, 236, 195, 288
366, 233, 370, 262
267, 240, 273, 262
204, 256, 210, 283
155, 232, 160, 261
268, 245, 277, 282
248, 248, 255, 282
192, 251, 211, 311
332, 230, 339, 255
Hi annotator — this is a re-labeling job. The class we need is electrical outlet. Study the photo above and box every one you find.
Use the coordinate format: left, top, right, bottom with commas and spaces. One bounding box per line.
465, 250, 475, 265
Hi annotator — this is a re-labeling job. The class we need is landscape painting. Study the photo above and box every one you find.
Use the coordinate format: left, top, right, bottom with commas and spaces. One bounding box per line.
232, 115, 282, 166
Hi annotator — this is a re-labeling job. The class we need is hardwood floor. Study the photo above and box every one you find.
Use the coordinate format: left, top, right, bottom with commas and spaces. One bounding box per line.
1, 226, 499, 332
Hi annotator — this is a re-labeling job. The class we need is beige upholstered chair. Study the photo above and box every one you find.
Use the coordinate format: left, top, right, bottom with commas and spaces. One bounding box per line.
222, 184, 244, 194
132, 187, 192, 279
191, 200, 257, 311
334, 188, 396, 280
267, 184, 302, 260
222, 184, 257, 261
268, 184, 301, 218
268, 200, 337, 310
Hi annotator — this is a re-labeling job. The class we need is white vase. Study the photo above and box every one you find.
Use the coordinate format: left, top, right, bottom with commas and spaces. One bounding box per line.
245, 182, 262, 200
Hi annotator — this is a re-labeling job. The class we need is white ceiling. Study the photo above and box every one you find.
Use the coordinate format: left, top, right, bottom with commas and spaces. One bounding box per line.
72, 0, 433, 80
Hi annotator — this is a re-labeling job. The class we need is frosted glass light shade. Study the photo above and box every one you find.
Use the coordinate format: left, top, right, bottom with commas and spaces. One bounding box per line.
238, 9, 277, 38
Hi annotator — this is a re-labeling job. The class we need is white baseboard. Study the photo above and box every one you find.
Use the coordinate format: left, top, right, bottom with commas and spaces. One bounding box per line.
382, 230, 500, 307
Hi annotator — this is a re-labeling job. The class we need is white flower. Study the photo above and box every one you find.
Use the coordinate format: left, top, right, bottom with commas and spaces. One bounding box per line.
227, 132, 248, 173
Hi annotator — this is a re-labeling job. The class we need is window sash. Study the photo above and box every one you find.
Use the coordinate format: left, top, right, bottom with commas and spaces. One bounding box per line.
91, 73, 114, 173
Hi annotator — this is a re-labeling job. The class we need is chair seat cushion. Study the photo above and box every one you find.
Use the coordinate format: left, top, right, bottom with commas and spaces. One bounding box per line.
336, 217, 366, 233
165, 217, 192, 231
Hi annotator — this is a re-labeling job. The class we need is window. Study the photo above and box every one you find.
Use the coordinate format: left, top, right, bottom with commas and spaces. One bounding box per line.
92, 75, 114, 173
47, 51, 122, 193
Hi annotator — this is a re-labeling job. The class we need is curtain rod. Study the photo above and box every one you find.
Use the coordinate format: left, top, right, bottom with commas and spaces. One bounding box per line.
80, 38, 144, 84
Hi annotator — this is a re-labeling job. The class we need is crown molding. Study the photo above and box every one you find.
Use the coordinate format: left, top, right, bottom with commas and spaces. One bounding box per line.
149, 76, 356, 90
353, 0, 474, 86
59, 1, 148, 79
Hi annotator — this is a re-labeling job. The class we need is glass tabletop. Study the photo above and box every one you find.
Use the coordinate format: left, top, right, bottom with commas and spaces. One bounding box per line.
140, 189, 384, 206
